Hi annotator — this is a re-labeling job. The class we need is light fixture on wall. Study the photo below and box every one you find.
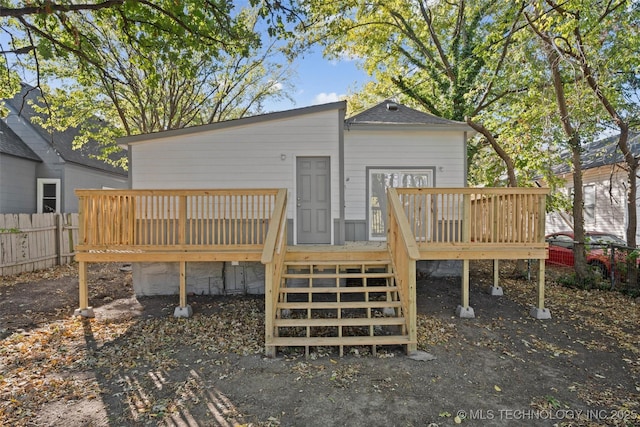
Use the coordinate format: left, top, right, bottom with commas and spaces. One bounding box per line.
281, 154, 287, 161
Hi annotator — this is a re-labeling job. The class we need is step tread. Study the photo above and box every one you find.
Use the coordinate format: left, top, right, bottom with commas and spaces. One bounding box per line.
267, 335, 412, 347
284, 260, 391, 266
283, 272, 393, 279
280, 286, 398, 294
275, 317, 405, 327
277, 301, 402, 310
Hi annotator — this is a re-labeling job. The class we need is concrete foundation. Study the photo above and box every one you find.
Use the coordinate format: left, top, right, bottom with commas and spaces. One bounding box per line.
456, 305, 475, 318
73, 307, 95, 318
530, 307, 552, 320
174, 305, 193, 318
133, 261, 265, 296
488, 286, 504, 296
417, 260, 462, 278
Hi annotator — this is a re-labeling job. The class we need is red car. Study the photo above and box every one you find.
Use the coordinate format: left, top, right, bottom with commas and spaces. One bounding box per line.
545, 231, 630, 277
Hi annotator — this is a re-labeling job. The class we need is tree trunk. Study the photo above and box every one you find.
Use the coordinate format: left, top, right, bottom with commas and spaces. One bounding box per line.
570, 146, 590, 286
544, 45, 591, 285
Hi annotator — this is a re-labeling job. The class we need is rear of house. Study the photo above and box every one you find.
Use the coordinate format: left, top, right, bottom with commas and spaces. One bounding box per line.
121, 100, 471, 296
76, 100, 551, 353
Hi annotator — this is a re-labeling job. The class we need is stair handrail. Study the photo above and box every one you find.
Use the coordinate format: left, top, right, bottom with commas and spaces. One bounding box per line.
387, 188, 419, 352
261, 188, 288, 357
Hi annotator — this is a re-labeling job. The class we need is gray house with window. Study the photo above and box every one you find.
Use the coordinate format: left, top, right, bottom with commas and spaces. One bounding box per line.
1, 84, 127, 213
0, 120, 42, 213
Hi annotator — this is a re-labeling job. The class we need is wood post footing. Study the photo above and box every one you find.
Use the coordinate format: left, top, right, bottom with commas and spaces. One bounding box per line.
74, 307, 95, 318
530, 307, 551, 319
456, 305, 475, 318
488, 286, 504, 296
174, 305, 193, 318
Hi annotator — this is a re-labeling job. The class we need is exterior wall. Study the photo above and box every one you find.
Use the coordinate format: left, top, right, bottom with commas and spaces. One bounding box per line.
546, 166, 632, 241
63, 163, 128, 212
129, 108, 342, 295
0, 154, 38, 213
130, 108, 342, 243
343, 127, 466, 240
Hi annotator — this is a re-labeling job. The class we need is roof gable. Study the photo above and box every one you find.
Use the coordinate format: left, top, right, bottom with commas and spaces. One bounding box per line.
345, 100, 471, 130
4, 84, 126, 176
0, 119, 41, 162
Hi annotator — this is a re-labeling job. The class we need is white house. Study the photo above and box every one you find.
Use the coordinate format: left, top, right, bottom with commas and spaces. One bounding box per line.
546, 131, 640, 243
119, 100, 472, 295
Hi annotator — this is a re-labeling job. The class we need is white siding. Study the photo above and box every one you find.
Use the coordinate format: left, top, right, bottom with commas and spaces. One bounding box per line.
64, 163, 128, 212
343, 128, 466, 220
130, 109, 341, 223
546, 167, 630, 240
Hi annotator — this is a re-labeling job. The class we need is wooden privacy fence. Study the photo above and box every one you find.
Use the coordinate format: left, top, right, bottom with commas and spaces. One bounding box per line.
0, 213, 79, 275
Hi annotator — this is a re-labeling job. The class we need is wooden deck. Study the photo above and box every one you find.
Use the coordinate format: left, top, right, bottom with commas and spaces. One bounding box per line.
75, 187, 550, 356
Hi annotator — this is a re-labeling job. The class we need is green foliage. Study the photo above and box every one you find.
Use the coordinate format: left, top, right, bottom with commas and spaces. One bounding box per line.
1, 1, 296, 163
0, 228, 20, 234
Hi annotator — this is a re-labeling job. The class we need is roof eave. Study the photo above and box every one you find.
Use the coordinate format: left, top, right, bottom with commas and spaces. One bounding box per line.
119, 101, 347, 146
345, 122, 474, 132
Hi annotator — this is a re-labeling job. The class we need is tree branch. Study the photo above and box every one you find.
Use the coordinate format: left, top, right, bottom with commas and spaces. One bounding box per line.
0, 1, 124, 17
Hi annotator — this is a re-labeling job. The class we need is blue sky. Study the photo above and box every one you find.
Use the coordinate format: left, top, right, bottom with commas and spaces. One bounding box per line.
265, 47, 372, 111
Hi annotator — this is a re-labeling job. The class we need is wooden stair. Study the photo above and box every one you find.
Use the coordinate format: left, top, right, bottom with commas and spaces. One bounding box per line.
268, 250, 411, 356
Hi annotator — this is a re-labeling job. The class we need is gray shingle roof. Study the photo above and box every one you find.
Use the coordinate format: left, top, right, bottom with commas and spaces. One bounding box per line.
345, 100, 471, 129
0, 119, 41, 162
554, 131, 640, 174
5, 84, 126, 176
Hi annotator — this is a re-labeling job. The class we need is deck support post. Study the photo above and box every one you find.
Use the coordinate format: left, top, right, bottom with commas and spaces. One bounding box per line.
489, 259, 504, 296
456, 259, 475, 318
74, 261, 94, 317
407, 258, 417, 353
174, 261, 192, 318
264, 263, 276, 357
530, 260, 551, 319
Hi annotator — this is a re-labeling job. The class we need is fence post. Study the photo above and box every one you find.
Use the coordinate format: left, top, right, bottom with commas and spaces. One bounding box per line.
55, 213, 62, 266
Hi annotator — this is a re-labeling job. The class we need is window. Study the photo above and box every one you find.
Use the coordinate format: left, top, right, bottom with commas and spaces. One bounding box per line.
368, 168, 434, 240
37, 178, 60, 213
584, 184, 595, 225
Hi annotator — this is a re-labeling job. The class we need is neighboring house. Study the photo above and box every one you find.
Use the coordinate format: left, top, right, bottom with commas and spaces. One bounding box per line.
546, 131, 640, 242
1, 84, 127, 213
120, 99, 472, 295
0, 120, 42, 213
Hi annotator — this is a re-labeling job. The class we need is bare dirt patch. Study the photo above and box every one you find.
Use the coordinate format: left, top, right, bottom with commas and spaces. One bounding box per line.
1, 261, 639, 426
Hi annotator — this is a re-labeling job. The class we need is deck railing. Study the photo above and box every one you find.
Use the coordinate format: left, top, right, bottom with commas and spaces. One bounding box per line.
261, 189, 289, 357
76, 189, 280, 252
387, 188, 420, 352
395, 187, 548, 247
